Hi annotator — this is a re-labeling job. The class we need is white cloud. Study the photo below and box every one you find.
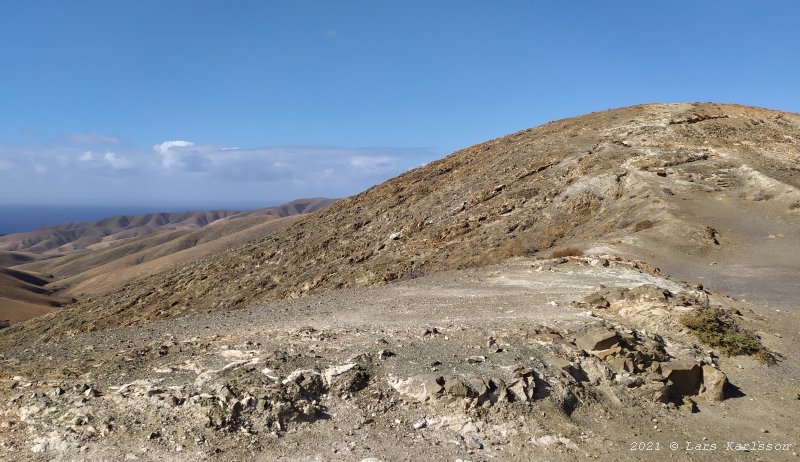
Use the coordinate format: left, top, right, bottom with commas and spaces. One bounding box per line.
154, 140, 195, 154
103, 152, 131, 170
0, 141, 439, 205
349, 155, 396, 174
154, 140, 198, 170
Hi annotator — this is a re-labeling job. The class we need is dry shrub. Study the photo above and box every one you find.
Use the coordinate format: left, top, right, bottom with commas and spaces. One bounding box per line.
789, 202, 800, 211
549, 247, 584, 258
681, 307, 775, 364
633, 219, 655, 232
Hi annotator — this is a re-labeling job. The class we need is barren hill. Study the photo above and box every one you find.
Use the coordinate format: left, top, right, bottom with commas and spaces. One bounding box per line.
0, 268, 63, 322
0, 198, 333, 254
0, 198, 335, 323
1, 103, 799, 461
5, 103, 798, 341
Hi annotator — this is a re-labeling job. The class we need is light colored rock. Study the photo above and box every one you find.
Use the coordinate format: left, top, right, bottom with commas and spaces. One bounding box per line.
323, 363, 357, 385
387, 375, 443, 402
701, 364, 728, 401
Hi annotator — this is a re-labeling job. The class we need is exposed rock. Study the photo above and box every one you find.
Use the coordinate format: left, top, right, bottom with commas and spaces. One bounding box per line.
662, 361, 702, 397
701, 364, 728, 402
387, 375, 444, 402
574, 326, 621, 352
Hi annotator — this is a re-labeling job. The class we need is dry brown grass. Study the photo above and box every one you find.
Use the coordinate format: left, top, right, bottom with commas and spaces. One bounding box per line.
548, 247, 584, 258
633, 219, 655, 232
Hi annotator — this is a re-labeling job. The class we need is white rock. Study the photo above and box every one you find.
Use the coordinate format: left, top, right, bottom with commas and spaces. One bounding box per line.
323, 363, 358, 385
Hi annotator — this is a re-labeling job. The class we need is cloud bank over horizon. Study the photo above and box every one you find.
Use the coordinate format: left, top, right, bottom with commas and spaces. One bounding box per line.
0, 137, 438, 207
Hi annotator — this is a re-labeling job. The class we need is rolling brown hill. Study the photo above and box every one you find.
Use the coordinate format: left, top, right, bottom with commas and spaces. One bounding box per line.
0, 267, 63, 323
5, 102, 798, 343
0, 197, 334, 254
0, 198, 335, 323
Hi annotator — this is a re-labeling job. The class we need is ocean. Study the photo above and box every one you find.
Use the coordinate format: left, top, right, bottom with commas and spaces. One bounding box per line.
0, 202, 274, 235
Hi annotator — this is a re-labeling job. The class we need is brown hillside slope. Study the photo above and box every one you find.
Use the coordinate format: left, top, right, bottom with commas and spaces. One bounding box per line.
4, 103, 799, 342
0, 267, 63, 323
0, 251, 39, 268
0, 199, 335, 324
0, 198, 334, 254
47, 214, 303, 299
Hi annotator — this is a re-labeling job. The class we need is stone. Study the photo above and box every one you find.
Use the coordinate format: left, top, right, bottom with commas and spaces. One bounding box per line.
463, 435, 484, 449
506, 379, 531, 402
574, 326, 621, 352
662, 361, 702, 396
378, 350, 395, 360
323, 363, 358, 385
283, 370, 326, 398
584, 292, 610, 309
387, 375, 444, 402
590, 346, 622, 360
412, 418, 427, 430
701, 365, 727, 402
444, 376, 473, 398
466, 355, 485, 363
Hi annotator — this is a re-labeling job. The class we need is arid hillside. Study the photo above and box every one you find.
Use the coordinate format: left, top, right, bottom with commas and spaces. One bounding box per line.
5, 103, 798, 342
0, 198, 335, 323
1, 103, 799, 461
0, 198, 334, 254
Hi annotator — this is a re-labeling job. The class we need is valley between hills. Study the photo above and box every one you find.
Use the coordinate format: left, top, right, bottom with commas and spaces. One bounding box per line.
1, 103, 799, 461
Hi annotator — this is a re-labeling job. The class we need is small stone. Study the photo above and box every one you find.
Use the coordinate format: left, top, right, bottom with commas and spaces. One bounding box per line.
466, 355, 486, 363
378, 350, 395, 360
412, 418, 427, 430
463, 435, 484, 449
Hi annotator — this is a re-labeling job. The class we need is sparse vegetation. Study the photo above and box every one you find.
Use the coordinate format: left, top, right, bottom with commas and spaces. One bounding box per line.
752, 190, 774, 201
789, 202, 800, 210
549, 247, 584, 258
633, 219, 655, 232
680, 307, 775, 364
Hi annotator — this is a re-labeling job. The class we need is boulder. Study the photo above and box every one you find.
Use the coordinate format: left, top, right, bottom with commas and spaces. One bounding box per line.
443, 376, 474, 398
701, 365, 728, 402
574, 326, 621, 352
584, 292, 610, 309
388, 375, 444, 402
661, 361, 702, 396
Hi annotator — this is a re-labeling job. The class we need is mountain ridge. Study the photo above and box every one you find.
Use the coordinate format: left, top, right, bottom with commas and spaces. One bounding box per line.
5, 102, 798, 342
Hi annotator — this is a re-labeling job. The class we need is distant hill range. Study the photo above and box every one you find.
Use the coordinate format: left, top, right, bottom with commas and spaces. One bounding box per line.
0, 198, 334, 254
0, 198, 335, 322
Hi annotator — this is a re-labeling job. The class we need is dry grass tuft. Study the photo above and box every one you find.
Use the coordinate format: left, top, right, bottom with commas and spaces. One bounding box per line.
633, 219, 655, 232
549, 247, 584, 258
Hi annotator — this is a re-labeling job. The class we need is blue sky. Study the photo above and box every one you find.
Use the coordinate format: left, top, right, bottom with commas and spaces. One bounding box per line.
0, 1, 798, 210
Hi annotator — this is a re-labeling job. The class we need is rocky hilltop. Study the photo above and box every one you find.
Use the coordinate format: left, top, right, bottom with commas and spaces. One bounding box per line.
0, 103, 799, 461
6, 103, 799, 340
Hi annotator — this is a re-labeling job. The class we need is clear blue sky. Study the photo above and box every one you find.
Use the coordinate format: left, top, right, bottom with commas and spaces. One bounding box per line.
0, 1, 798, 211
